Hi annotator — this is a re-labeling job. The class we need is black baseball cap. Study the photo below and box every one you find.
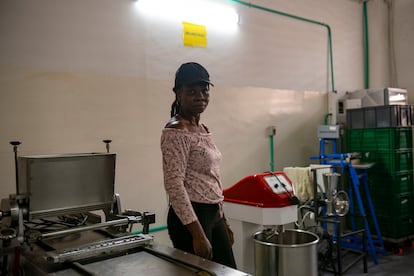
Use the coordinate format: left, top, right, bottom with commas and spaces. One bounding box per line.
173, 62, 214, 91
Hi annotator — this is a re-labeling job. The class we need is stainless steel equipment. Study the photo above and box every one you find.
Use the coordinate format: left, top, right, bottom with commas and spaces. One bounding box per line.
254, 229, 319, 276
1, 142, 250, 276
323, 172, 349, 217
18, 153, 117, 220
346, 87, 408, 107
317, 125, 340, 139
336, 87, 409, 125
223, 172, 300, 274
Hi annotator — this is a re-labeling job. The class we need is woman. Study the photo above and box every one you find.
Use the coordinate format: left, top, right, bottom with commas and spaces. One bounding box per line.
160, 62, 236, 268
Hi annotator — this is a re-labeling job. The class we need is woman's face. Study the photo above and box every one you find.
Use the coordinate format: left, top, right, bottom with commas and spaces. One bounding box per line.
177, 83, 210, 116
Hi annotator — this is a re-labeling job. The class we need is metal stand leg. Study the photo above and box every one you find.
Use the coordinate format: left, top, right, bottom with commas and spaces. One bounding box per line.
317, 217, 368, 275
347, 166, 387, 264
360, 170, 386, 255
348, 166, 377, 263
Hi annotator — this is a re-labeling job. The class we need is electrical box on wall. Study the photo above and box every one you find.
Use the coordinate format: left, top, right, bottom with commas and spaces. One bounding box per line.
266, 126, 276, 136
317, 125, 340, 139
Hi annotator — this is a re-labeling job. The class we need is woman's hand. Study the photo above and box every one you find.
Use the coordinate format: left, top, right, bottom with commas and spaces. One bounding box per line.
192, 235, 213, 259
186, 220, 213, 259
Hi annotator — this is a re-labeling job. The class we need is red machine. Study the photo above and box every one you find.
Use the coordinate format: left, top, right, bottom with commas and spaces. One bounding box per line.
223, 172, 298, 208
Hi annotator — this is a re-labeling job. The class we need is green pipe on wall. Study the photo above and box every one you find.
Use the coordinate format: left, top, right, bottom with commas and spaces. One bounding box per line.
231, 0, 336, 92
324, 113, 333, 125
269, 135, 274, 172
363, 1, 369, 89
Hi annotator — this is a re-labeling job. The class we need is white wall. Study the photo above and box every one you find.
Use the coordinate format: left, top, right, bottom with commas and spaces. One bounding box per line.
394, 0, 414, 101
368, 0, 391, 88
1, 0, 412, 245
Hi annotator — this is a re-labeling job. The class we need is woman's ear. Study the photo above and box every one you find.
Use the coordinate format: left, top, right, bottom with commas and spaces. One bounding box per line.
175, 89, 182, 100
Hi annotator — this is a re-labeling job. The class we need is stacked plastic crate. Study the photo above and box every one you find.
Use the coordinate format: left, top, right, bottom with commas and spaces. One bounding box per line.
346, 105, 414, 240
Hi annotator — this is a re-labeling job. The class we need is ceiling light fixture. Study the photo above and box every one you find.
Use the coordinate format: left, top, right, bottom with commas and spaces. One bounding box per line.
134, 0, 239, 31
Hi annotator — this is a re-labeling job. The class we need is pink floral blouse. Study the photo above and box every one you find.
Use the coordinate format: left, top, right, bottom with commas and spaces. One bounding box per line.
161, 128, 224, 225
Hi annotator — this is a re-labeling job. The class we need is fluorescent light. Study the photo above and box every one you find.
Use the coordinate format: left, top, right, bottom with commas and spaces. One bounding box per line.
134, 0, 239, 30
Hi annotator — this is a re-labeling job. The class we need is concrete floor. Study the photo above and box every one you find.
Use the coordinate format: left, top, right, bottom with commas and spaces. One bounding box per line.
322, 240, 414, 276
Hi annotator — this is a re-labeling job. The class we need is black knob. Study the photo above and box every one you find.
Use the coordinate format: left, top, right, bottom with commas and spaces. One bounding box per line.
9, 141, 21, 146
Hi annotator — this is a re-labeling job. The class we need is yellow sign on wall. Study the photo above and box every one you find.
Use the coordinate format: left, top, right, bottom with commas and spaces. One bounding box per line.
182, 22, 207, 48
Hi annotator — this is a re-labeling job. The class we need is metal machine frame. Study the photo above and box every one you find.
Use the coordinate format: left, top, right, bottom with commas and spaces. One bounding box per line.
1, 141, 250, 276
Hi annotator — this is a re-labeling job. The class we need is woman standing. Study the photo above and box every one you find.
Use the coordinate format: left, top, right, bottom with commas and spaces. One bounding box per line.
160, 62, 236, 268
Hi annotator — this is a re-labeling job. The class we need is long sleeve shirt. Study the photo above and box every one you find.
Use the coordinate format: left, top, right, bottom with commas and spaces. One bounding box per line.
161, 128, 224, 225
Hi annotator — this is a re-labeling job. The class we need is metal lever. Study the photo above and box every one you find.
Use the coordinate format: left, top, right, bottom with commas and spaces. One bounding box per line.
41, 218, 132, 239
9, 141, 21, 195
141, 212, 156, 234
103, 139, 112, 153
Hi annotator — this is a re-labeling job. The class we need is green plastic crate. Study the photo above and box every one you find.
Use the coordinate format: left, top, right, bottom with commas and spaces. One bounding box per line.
361, 129, 377, 150
348, 215, 414, 239
365, 149, 413, 173
349, 190, 414, 218
370, 192, 414, 217
346, 127, 413, 152
368, 170, 414, 195
375, 127, 413, 149
346, 129, 363, 152
375, 215, 414, 239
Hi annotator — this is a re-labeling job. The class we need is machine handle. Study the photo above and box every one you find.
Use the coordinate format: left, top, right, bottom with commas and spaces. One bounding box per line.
9, 141, 21, 195
103, 139, 112, 153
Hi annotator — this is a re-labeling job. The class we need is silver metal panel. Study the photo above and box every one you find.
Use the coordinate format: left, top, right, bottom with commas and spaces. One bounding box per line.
52, 251, 202, 276
347, 87, 408, 107
50, 243, 251, 276
317, 125, 340, 139
18, 153, 116, 219
46, 234, 153, 263
145, 243, 251, 276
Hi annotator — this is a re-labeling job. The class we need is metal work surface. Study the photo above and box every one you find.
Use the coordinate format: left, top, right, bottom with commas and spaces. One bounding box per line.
22, 242, 251, 276
19, 228, 250, 275
145, 243, 251, 276
53, 250, 209, 276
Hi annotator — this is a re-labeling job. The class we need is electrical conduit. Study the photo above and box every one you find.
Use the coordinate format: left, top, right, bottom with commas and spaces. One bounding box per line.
269, 135, 274, 171
363, 1, 369, 89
